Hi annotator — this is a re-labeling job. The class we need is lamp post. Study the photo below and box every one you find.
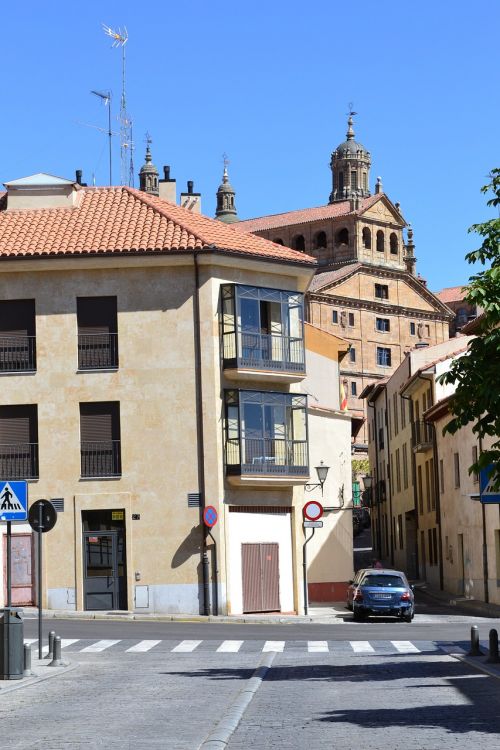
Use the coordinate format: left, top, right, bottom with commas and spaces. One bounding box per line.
305, 461, 330, 496
362, 474, 373, 507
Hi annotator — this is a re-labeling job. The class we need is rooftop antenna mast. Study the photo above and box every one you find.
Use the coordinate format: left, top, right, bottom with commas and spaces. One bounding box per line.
102, 24, 134, 187
90, 90, 113, 185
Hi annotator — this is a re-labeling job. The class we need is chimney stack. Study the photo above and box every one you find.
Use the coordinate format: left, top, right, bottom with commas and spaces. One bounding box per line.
180, 180, 202, 214
158, 165, 176, 203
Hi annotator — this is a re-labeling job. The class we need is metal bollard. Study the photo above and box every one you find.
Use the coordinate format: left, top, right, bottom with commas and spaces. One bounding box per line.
487, 629, 500, 664
48, 635, 64, 667
48, 630, 56, 659
23, 644, 32, 677
468, 625, 482, 656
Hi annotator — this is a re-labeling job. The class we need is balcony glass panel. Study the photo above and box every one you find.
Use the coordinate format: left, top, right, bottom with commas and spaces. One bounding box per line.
225, 390, 309, 477
221, 285, 305, 374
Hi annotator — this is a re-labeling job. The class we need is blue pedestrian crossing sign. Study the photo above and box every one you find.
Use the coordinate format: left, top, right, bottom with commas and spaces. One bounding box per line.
480, 465, 500, 504
0, 481, 28, 521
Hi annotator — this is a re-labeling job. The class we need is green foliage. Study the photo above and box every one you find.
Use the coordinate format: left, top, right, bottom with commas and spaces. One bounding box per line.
351, 458, 370, 478
439, 168, 500, 488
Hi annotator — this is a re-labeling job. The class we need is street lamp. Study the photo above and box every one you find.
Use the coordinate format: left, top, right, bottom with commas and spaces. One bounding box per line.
305, 461, 330, 496
362, 474, 373, 507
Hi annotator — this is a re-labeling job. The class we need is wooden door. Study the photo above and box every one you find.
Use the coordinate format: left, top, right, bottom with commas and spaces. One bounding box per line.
3, 533, 34, 605
242, 542, 280, 613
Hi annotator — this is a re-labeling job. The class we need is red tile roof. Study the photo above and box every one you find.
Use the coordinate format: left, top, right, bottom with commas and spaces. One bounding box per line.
0, 187, 317, 265
435, 285, 468, 303
233, 195, 381, 233
308, 263, 362, 292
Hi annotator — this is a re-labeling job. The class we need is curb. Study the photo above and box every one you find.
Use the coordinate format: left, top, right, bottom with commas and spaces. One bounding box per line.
198, 651, 276, 749
452, 653, 500, 681
0, 661, 78, 696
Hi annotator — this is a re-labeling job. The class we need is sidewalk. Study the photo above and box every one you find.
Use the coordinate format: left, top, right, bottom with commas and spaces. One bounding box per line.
413, 580, 500, 619
0, 655, 77, 695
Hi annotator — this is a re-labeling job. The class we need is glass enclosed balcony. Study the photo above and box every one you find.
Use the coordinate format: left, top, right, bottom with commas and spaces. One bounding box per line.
221, 285, 306, 382
224, 390, 309, 486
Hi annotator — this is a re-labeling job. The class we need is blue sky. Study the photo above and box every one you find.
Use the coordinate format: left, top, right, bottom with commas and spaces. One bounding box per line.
0, 1, 498, 291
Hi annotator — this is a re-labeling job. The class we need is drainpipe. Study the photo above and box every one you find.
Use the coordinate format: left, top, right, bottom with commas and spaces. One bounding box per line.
193, 252, 212, 615
479, 435, 489, 603
384, 387, 395, 567
367, 395, 381, 557
400, 391, 420, 580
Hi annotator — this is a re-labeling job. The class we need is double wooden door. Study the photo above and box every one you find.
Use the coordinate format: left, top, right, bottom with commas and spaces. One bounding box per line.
241, 542, 280, 613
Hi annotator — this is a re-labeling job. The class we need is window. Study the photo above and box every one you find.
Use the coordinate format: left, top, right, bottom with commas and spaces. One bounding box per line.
472, 445, 479, 483
430, 457, 435, 510
401, 397, 406, 428
0, 404, 38, 479
0, 300, 36, 372
292, 235, 305, 251
418, 465, 423, 514
362, 227, 371, 249
338, 172, 344, 194
351, 381, 357, 396
398, 514, 404, 549
402, 443, 408, 489
314, 231, 327, 249
428, 529, 434, 566
336, 228, 349, 245
439, 458, 444, 493
396, 448, 401, 493
376, 318, 390, 333
77, 297, 118, 370
363, 172, 368, 191
332, 310, 338, 324
351, 171, 358, 190
377, 347, 391, 367
349, 347, 356, 363
376, 230, 385, 252
393, 392, 398, 435
432, 527, 438, 566
378, 426, 385, 450
425, 460, 431, 511
375, 284, 389, 300
410, 322, 416, 336
454, 452, 460, 488
390, 232, 398, 254
273, 238, 284, 246
80, 402, 121, 478
348, 312, 355, 327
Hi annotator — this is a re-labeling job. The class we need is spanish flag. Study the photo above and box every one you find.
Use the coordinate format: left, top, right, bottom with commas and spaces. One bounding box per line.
340, 379, 348, 411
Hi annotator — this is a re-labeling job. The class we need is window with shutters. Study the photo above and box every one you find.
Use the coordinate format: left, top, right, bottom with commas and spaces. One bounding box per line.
77, 297, 118, 370
80, 402, 121, 477
0, 300, 36, 373
0, 405, 38, 479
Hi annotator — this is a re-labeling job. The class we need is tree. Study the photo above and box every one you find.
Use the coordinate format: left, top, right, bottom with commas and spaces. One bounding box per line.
439, 168, 500, 489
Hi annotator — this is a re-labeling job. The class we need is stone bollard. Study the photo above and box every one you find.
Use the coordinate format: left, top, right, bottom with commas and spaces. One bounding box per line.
48, 630, 56, 659
487, 629, 500, 664
468, 625, 482, 656
48, 636, 64, 667
23, 644, 32, 677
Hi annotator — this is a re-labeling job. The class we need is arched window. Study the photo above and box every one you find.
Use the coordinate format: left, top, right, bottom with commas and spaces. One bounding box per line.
363, 172, 368, 191
338, 172, 344, 194
362, 227, 371, 249
293, 235, 305, 251
336, 228, 349, 245
376, 230, 385, 252
273, 238, 284, 246
351, 171, 357, 191
314, 231, 327, 249
390, 233, 398, 254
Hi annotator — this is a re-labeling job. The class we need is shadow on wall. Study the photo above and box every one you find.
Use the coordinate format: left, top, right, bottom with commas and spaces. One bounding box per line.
171, 524, 203, 568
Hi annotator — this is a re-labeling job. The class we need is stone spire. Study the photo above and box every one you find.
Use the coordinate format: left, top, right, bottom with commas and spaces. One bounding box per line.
139, 135, 159, 196
404, 224, 417, 276
329, 110, 371, 204
215, 155, 238, 223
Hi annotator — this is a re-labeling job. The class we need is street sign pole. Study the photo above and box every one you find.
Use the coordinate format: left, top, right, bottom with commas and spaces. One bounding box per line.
6, 521, 11, 608
37, 502, 43, 661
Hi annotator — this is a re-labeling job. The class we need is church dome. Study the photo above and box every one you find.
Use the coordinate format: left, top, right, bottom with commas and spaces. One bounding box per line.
329, 113, 371, 204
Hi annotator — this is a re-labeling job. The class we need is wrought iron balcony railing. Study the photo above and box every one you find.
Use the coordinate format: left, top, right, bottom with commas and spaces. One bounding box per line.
81, 440, 121, 478
78, 333, 119, 370
0, 336, 36, 372
222, 331, 305, 374
226, 436, 309, 476
0, 443, 39, 479
412, 421, 433, 452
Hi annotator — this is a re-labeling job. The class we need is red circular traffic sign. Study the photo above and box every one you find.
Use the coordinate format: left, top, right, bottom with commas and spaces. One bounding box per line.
303, 501, 323, 521
203, 505, 218, 528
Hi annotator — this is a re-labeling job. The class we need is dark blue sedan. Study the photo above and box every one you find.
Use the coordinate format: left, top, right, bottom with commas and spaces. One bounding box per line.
352, 569, 415, 622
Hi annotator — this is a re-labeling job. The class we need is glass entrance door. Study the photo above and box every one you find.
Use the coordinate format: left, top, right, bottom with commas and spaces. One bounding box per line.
83, 531, 126, 610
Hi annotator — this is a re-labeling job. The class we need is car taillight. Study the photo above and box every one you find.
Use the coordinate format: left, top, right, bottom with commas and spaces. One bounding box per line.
400, 592, 411, 601
354, 591, 363, 602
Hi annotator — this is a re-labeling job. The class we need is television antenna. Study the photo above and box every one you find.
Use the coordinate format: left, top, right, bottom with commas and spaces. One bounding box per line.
102, 24, 134, 186
91, 90, 113, 185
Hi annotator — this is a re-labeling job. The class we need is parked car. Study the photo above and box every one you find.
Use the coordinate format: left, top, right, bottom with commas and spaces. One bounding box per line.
350, 568, 415, 622
346, 568, 367, 610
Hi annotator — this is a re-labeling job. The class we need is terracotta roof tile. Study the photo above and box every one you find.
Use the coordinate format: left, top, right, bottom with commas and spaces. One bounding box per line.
435, 285, 468, 303
233, 195, 381, 233
0, 187, 316, 266
308, 263, 362, 292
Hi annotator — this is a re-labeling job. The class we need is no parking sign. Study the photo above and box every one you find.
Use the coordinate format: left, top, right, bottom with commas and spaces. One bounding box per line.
203, 506, 218, 527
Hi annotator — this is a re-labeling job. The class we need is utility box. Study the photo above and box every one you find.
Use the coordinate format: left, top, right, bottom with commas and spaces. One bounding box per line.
0, 607, 24, 679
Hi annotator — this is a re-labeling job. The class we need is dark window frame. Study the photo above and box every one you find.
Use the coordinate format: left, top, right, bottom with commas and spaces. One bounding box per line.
80, 401, 121, 478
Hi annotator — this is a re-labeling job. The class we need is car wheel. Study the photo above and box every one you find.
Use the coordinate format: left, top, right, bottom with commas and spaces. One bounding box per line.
402, 611, 413, 623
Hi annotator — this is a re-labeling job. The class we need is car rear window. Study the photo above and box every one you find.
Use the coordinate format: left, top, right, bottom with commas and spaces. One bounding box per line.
362, 575, 405, 587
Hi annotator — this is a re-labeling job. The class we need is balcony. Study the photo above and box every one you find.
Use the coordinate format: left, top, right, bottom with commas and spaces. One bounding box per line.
78, 333, 119, 370
0, 336, 36, 373
412, 421, 433, 453
81, 440, 121, 478
221, 284, 306, 383
0, 443, 39, 479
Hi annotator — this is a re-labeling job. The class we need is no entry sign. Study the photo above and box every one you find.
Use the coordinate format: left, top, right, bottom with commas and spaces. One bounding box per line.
303, 500, 323, 522
203, 506, 218, 528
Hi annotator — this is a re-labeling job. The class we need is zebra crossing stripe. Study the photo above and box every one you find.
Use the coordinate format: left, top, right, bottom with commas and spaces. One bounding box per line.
60, 639, 80, 650
307, 641, 329, 653
391, 640, 421, 654
350, 641, 375, 653
23, 639, 37, 646
80, 639, 120, 653
217, 640, 244, 653
263, 641, 285, 652
171, 640, 202, 653
126, 640, 161, 653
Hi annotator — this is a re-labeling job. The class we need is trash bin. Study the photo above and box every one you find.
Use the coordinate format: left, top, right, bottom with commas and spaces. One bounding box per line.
0, 607, 24, 679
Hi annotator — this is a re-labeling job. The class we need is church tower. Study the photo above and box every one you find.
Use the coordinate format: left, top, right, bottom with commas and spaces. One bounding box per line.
139, 138, 159, 196
329, 112, 371, 203
215, 159, 238, 223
